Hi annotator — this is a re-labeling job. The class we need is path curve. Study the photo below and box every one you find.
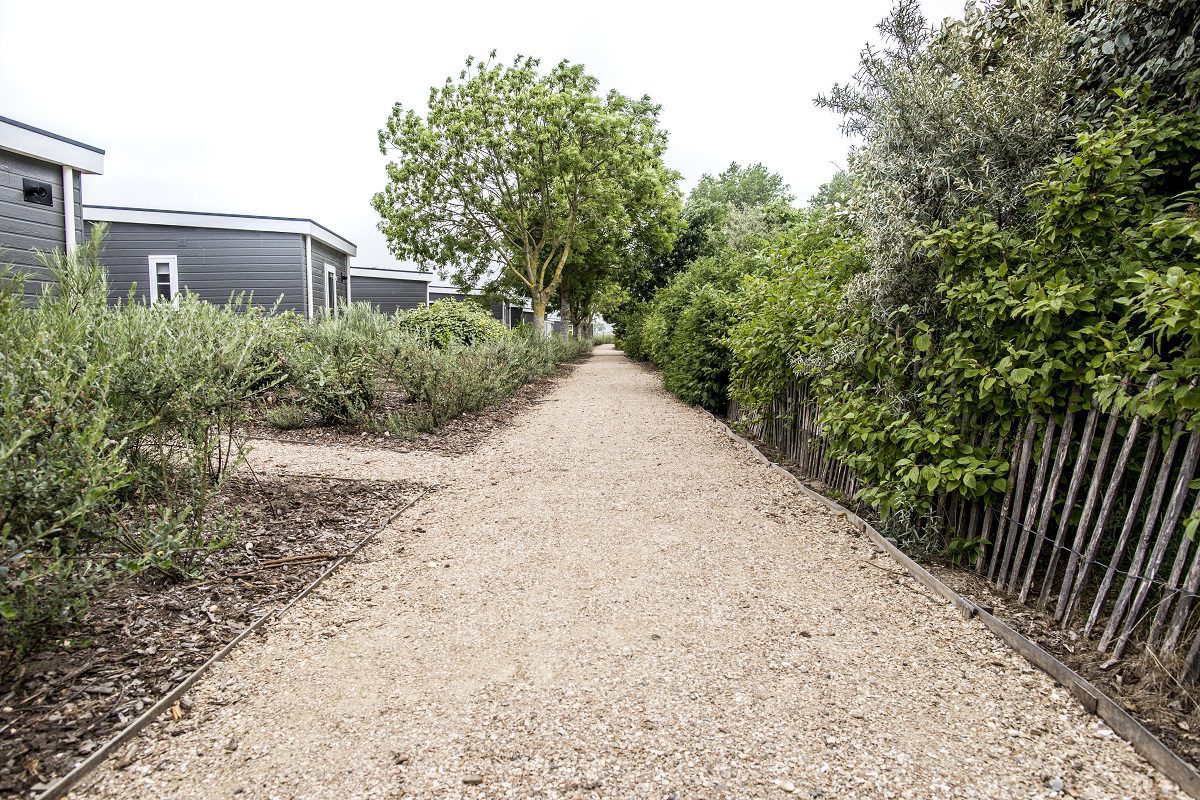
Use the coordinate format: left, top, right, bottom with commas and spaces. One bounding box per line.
74, 345, 1183, 799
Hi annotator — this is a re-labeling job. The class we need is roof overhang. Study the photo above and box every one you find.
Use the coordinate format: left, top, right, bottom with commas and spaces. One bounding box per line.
82, 205, 356, 256
0, 116, 105, 174
429, 285, 484, 296
350, 267, 434, 283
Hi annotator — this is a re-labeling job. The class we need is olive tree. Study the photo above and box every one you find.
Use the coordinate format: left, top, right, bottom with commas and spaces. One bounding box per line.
373, 53, 679, 332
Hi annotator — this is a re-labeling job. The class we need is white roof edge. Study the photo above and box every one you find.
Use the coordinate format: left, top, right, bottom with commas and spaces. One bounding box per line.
82, 206, 356, 256
429, 285, 485, 296
350, 267, 434, 282
0, 117, 104, 174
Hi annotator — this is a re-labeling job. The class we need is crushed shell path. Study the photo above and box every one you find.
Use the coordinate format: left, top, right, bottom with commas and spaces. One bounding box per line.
74, 346, 1183, 800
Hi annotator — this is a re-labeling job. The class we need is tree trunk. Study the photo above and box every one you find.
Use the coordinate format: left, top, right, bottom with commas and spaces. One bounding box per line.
560, 294, 575, 338
532, 293, 547, 334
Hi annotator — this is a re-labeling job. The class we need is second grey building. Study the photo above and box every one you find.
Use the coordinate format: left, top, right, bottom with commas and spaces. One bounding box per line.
83, 206, 355, 317
349, 266, 432, 314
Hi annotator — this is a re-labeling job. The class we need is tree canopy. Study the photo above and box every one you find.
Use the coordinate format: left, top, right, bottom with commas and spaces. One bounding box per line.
373, 53, 680, 331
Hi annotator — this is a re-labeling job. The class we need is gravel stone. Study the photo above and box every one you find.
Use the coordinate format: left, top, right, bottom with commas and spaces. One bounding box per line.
72, 346, 1185, 799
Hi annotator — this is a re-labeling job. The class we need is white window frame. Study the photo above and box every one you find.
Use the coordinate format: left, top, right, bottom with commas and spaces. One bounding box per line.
147, 255, 179, 306
324, 263, 337, 313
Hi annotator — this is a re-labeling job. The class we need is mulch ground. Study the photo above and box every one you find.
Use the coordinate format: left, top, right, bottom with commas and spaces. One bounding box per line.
742, 428, 1200, 772
246, 368, 573, 457
0, 475, 425, 797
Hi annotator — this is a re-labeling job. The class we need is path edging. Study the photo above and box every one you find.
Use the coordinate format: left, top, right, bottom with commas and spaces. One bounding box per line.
704, 409, 1200, 798
34, 488, 431, 800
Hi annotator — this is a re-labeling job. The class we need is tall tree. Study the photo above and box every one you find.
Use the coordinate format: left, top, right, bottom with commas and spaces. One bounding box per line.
373, 53, 678, 332
612, 162, 791, 304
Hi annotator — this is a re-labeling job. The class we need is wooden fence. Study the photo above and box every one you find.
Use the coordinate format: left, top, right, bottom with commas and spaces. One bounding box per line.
730, 380, 1200, 684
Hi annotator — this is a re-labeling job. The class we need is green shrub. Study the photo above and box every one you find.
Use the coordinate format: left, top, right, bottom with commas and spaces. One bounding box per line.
368, 407, 434, 437
396, 299, 508, 348
385, 332, 590, 429
291, 303, 388, 424
636, 253, 751, 411
0, 258, 128, 654
266, 403, 308, 430
613, 302, 651, 359
662, 284, 736, 411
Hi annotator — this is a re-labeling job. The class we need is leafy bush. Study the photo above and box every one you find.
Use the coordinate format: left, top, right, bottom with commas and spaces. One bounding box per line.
265, 403, 308, 430
2, 231, 295, 653
0, 269, 127, 654
386, 333, 591, 430
290, 303, 388, 424
395, 299, 508, 348
637, 253, 754, 411
817, 0, 1075, 318
614, 301, 651, 360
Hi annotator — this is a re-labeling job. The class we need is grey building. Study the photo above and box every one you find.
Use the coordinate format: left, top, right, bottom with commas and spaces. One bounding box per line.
82, 206, 355, 317
0, 116, 105, 300
349, 266, 432, 314
429, 282, 524, 325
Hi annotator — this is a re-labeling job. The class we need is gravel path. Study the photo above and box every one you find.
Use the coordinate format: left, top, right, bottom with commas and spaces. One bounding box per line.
73, 345, 1184, 800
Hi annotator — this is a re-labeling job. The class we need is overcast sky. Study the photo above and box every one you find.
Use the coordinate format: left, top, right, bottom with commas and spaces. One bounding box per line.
0, 0, 964, 269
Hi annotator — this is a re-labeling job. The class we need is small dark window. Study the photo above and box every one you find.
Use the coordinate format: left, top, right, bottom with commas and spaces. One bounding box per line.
155, 262, 172, 301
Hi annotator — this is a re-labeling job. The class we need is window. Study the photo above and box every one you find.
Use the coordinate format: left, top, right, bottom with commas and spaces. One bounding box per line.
148, 255, 178, 305
324, 264, 337, 314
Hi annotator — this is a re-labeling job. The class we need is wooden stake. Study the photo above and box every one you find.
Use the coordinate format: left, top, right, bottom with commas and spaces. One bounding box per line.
1006, 417, 1057, 592
993, 418, 1037, 585
1055, 409, 1122, 622
1112, 432, 1200, 659
1100, 423, 1186, 651
1083, 429, 1160, 639
1157, 492, 1200, 655
977, 432, 1013, 574
1019, 410, 1076, 603
1038, 405, 1101, 610
1064, 400, 1151, 624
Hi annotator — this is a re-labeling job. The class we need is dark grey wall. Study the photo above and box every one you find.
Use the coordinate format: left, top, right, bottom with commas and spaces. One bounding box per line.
430, 291, 512, 323
90, 221, 307, 313
309, 239, 348, 314
351, 274, 427, 315
0, 149, 79, 301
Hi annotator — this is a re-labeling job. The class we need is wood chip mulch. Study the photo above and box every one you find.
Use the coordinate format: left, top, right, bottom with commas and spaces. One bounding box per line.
247, 368, 575, 456
0, 474, 426, 797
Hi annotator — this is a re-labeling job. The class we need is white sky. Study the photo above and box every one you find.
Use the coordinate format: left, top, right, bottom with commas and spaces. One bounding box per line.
0, 0, 964, 269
